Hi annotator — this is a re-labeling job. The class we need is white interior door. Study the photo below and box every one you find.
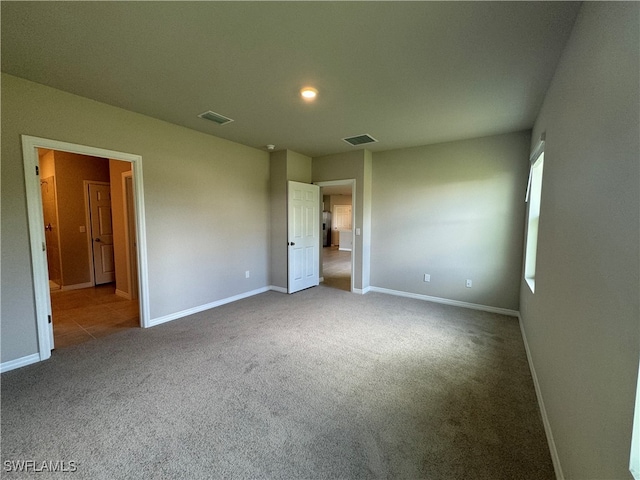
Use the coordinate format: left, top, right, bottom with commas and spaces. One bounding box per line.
333, 205, 352, 231
41, 176, 62, 287
40, 175, 59, 348
288, 181, 320, 293
89, 183, 115, 285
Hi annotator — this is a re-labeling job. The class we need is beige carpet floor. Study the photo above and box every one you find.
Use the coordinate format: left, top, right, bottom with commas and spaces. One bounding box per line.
1, 286, 553, 479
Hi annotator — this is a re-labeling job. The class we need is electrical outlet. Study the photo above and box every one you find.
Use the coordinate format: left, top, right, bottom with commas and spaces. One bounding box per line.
245, 271, 250, 278
466, 279, 472, 288
424, 274, 431, 282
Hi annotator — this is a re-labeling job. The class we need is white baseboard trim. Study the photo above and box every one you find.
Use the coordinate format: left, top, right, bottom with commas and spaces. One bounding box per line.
353, 286, 370, 294
115, 289, 131, 300
368, 286, 519, 317
1, 353, 40, 374
518, 314, 564, 480
338, 247, 352, 252
148, 287, 272, 327
61, 282, 93, 291
269, 285, 288, 294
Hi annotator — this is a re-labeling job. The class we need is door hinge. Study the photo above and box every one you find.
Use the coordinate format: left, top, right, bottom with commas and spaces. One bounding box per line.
42, 242, 46, 252
35, 165, 39, 175
48, 314, 52, 324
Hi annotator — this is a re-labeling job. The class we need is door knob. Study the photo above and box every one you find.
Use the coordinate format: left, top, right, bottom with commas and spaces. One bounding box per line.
44, 223, 52, 231
288, 242, 295, 246
94, 238, 101, 242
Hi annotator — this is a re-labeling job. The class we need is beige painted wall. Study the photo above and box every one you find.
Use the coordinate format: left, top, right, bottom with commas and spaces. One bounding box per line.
1, 73, 270, 363
109, 159, 132, 296
39, 150, 55, 177
54, 151, 110, 286
286, 150, 312, 184
329, 195, 352, 211
269, 149, 312, 290
370, 132, 530, 310
520, 3, 639, 478
269, 151, 288, 289
371, 132, 530, 310
312, 150, 372, 291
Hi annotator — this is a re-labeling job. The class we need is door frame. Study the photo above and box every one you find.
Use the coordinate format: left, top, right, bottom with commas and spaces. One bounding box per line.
314, 179, 356, 293
83, 180, 112, 287
21, 135, 151, 362
122, 171, 138, 301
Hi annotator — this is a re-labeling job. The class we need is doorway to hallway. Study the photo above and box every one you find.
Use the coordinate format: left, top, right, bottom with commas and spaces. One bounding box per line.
37, 148, 141, 350
322, 246, 351, 291
317, 180, 354, 292
22, 135, 149, 362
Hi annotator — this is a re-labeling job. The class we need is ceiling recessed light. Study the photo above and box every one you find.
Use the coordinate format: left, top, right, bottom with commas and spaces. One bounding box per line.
300, 87, 318, 100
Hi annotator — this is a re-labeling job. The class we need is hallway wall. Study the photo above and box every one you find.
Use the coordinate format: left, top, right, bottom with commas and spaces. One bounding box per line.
109, 159, 133, 297
51, 151, 110, 287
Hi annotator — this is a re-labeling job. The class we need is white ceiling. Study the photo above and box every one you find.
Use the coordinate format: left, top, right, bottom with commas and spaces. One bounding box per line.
1, 2, 580, 158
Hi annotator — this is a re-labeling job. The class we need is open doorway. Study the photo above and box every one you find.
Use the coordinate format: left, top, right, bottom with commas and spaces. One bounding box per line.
22, 135, 149, 363
38, 148, 140, 349
317, 180, 354, 292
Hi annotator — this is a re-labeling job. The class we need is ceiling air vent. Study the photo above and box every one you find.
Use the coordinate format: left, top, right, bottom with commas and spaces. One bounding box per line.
342, 134, 378, 146
198, 110, 234, 126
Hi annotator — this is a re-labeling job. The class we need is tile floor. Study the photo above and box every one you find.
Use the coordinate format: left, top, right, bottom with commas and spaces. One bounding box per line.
50, 284, 139, 349
322, 246, 351, 291
50, 252, 344, 350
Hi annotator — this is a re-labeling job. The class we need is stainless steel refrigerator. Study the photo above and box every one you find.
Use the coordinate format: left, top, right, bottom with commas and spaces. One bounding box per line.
322, 211, 331, 247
